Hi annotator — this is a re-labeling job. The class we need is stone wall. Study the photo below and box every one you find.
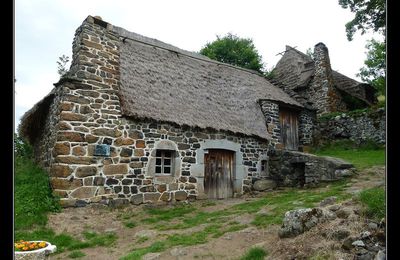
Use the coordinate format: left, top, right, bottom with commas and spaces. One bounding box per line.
298, 109, 316, 148
259, 100, 315, 150
314, 108, 386, 145
259, 100, 281, 146
50, 113, 269, 206
268, 150, 354, 187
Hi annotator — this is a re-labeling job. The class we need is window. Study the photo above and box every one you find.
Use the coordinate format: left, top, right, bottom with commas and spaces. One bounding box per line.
260, 160, 268, 177
155, 150, 174, 175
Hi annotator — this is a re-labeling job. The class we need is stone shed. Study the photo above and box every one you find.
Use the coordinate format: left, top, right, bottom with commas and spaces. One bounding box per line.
270, 43, 377, 116
19, 16, 352, 207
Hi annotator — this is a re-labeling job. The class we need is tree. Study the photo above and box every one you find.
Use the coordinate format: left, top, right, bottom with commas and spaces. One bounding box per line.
57, 55, 70, 77
200, 33, 264, 72
358, 39, 385, 95
339, 0, 385, 41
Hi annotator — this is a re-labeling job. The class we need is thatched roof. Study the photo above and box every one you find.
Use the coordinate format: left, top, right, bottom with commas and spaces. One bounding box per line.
272, 45, 377, 106
114, 25, 302, 140
18, 89, 56, 144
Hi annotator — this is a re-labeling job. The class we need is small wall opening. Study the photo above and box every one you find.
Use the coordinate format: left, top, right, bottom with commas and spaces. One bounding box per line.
291, 162, 305, 187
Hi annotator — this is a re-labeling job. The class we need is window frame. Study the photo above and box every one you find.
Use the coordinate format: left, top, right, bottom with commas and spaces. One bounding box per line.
154, 149, 174, 175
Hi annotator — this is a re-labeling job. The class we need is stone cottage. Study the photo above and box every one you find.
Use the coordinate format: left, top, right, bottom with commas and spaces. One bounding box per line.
19, 16, 352, 207
270, 43, 377, 116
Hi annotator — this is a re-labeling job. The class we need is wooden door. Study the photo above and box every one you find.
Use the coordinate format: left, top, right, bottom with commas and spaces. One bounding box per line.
204, 150, 234, 199
279, 109, 299, 150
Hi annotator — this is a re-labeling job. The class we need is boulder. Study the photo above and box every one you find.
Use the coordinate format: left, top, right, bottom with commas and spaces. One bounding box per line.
253, 179, 277, 191
279, 208, 336, 238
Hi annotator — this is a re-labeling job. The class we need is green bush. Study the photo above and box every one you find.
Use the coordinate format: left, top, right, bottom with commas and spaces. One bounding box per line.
240, 247, 268, 260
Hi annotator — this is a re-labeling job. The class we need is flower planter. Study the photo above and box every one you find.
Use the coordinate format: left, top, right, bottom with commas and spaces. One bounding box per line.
14, 241, 57, 260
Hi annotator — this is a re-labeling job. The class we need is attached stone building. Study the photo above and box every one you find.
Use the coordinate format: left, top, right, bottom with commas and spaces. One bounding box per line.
270, 43, 377, 116
19, 16, 352, 207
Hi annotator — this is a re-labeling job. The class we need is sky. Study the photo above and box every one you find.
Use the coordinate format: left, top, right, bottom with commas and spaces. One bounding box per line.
14, 0, 383, 132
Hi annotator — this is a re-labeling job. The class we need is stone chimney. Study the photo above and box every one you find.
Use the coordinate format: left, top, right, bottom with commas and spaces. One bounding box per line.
310, 43, 344, 115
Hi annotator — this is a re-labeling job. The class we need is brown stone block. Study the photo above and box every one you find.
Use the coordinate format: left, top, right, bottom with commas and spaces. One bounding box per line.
57, 131, 85, 142
160, 192, 170, 202
64, 94, 90, 104
55, 156, 94, 165
129, 162, 143, 168
50, 178, 82, 190
128, 130, 143, 139
134, 149, 144, 157
156, 184, 167, 193
175, 191, 188, 201
92, 128, 122, 137
100, 66, 118, 75
76, 90, 100, 98
275, 143, 285, 150
60, 112, 88, 122
103, 164, 128, 175
53, 142, 70, 156
59, 102, 74, 111
80, 105, 95, 114
82, 39, 103, 50
70, 186, 97, 199
72, 146, 86, 156
50, 164, 72, 178
85, 134, 99, 143
74, 126, 89, 133
75, 166, 97, 177
144, 193, 161, 203
135, 140, 145, 148
58, 122, 72, 130
114, 137, 134, 146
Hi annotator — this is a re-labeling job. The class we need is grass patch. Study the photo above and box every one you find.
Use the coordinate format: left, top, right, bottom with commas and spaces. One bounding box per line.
358, 187, 385, 220
240, 247, 268, 260
123, 221, 137, 228
142, 204, 195, 224
15, 157, 61, 230
15, 229, 117, 253
68, 250, 86, 258
201, 200, 217, 207
311, 140, 385, 169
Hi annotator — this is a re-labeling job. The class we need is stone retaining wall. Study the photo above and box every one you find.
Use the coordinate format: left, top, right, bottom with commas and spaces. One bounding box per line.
314, 108, 385, 145
268, 149, 355, 187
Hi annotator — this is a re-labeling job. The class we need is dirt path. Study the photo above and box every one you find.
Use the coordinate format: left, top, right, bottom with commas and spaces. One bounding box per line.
48, 166, 385, 260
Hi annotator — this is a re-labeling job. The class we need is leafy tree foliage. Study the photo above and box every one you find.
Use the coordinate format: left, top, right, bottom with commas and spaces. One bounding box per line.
57, 54, 70, 77
339, 0, 386, 41
200, 33, 264, 72
358, 39, 386, 95
14, 133, 33, 158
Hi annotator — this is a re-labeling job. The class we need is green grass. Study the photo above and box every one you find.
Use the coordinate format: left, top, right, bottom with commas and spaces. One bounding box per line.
240, 247, 268, 260
359, 187, 385, 220
142, 204, 195, 224
124, 221, 137, 228
15, 157, 61, 230
14, 228, 117, 253
68, 250, 86, 258
312, 140, 385, 169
